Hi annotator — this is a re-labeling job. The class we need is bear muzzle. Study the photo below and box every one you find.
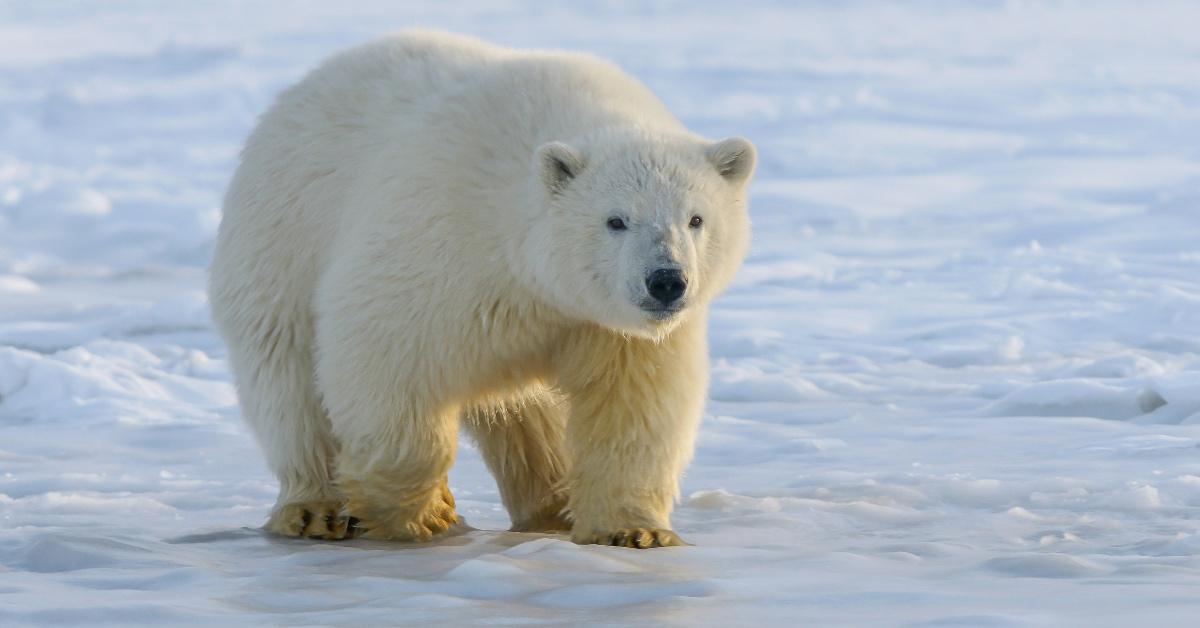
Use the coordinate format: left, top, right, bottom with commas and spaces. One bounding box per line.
642, 268, 688, 316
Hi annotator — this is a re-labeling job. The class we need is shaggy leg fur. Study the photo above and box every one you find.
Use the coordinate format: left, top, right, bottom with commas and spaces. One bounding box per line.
210, 264, 342, 538
329, 406, 460, 541
310, 237, 468, 542
556, 318, 709, 548
463, 388, 571, 532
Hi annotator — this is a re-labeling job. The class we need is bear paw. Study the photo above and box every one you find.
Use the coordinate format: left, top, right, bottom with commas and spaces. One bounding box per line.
510, 512, 572, 533
352, 484, 459, 542
578, 528, 688, 549
509, 498, 572, 533
265, 500, 357, 540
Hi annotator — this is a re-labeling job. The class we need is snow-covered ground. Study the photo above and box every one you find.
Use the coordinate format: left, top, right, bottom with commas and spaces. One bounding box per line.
3, 1, 1200, 625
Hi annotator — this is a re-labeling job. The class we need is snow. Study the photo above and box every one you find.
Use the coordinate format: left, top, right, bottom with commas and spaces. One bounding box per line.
2, 0, 1200, 625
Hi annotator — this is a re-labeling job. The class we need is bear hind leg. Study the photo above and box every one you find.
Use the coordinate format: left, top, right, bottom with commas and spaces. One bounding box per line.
217, 307, 345, 539
464, 389, 571, 533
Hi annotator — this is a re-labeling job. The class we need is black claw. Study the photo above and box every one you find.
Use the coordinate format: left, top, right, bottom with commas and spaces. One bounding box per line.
347, 516, 361, 535
299, 509, 313, 533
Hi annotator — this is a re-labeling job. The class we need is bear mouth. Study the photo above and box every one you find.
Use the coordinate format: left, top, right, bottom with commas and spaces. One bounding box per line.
639, 300, 685, 320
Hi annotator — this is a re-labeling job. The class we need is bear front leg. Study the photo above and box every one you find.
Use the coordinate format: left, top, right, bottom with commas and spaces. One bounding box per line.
335, 428, 460, 542
558, 318, 708, 548
314, 269, 461, 542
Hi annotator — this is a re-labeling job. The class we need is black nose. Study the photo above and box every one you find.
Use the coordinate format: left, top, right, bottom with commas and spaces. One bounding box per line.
646, 268, 687, 306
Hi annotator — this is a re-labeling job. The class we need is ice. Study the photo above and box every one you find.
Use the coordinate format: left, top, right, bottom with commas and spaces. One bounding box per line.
982, 379, 1167, 421
3, 0, 1200, 625
984, 554, 1108, 579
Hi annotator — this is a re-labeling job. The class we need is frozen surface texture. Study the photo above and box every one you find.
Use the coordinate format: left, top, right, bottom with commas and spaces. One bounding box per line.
2, 1, 1199, 625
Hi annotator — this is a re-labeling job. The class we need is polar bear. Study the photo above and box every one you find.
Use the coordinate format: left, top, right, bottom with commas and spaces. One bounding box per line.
209, 30, 754, 548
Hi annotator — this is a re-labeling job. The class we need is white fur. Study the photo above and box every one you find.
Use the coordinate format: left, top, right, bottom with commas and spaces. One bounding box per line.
209, 30, 754, 545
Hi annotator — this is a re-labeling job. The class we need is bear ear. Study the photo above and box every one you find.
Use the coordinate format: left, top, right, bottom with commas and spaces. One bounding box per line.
706, 137, 756, 183
535, 141, 585, 194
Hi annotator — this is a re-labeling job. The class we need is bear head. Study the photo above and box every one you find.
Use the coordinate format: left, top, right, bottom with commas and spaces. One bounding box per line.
526, 131, 755, 340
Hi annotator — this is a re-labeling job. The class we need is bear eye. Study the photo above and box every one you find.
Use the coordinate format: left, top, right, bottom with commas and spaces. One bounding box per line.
607, 217, 628, 231
689, 215, 703, 228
